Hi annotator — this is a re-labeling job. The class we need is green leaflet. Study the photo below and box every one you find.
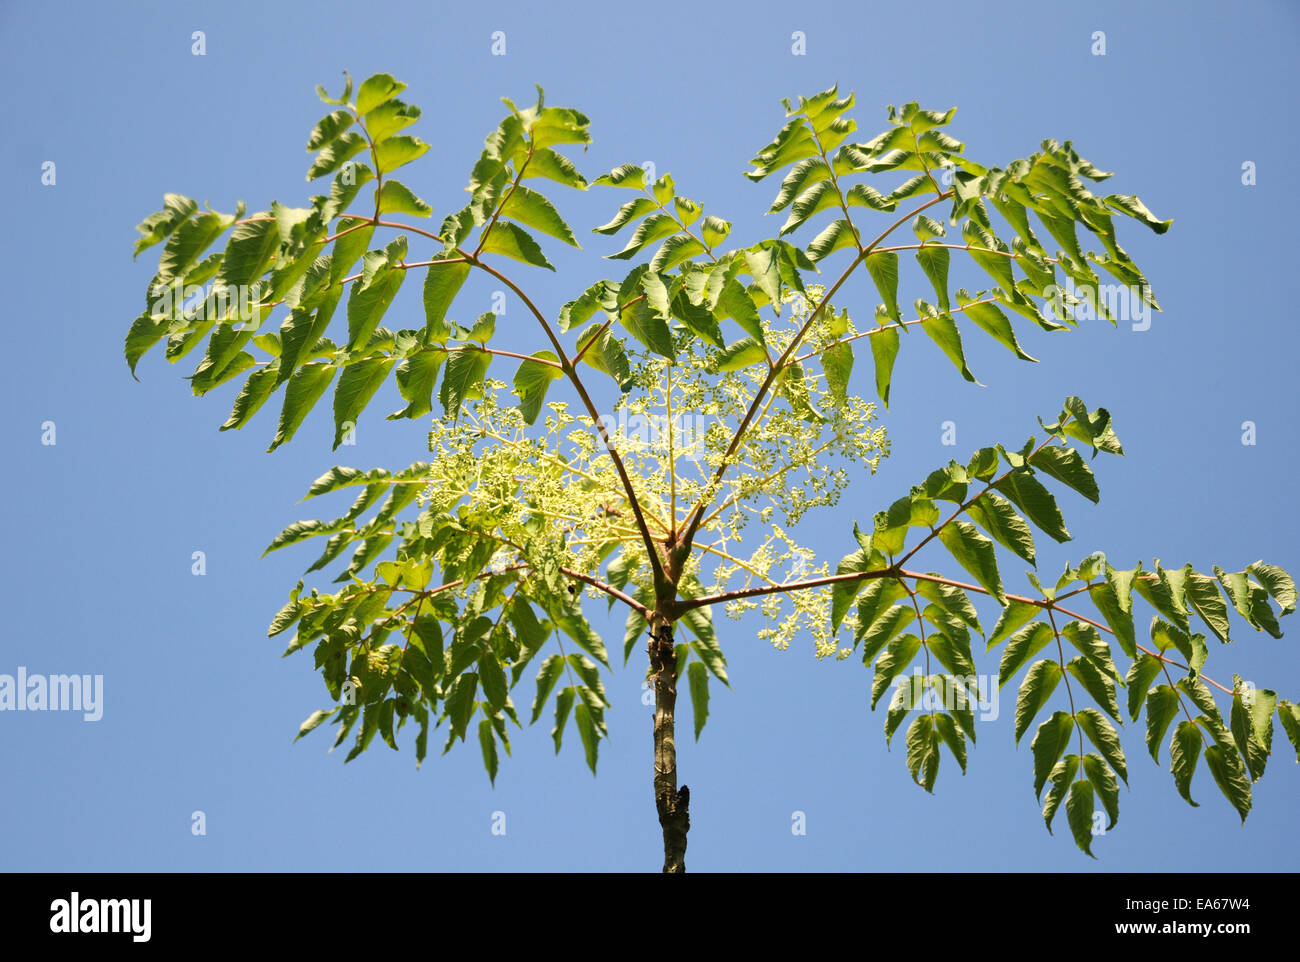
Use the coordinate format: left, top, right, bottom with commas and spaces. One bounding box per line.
332, 356, 394, 449
863, 252, 900, 322
159, 208, 240, 281
322, 166, 375, 224
592, 163, 646, 190
501, 184, 578, 246
938, 520, 1005, 605
1250, 561, 1297, 615
377, 180, 432, 218
373, 135, 429, 174
365, 99, 421, 142
1203, 742, 1253, 823
134, 193, 198, 258
915, 579, 982, 635
1067, 657, 1119, 722
346, 264, 405, 351
1185, 570, 1232, 643
1169, 719, 1203, 806
221, 366, 280, 431
885, 673, 925, 745
444, 672, 479, 743
513, 351, 563, 425
995, 470, 1070, 543
701, 216, 731, 248
575, 322, 632, 389
688, 660, 710, 741
885, 491, 939, 531
959, 296, 1037, 362
530, 655, 565, 724
263, 518, 345, 556
216, 217, 281, 290
768, 157, 830, 213
389, 347, 448, 420
478, 650, 506, 712
1062, 621, 1118, 681
1042, 754, 1079, 834
743, 248, 780, 308
608, 214, 678, 260
1230, 675, 1275, 781
423, 261, 470, 344
1145, 685, 1180, 762
439, 349, 492, 416
559, 280, 616, 331
846, 183, 894, 211
480, 222, 555, 270
919, 308, 976, 382
931, 675, 979, 743
574, 701, 599, 773
1065, 780, 1097, 858
780, 180, 842, 235
912, 214, 946, 243
678, 588, 729, 686
478, 718, 499, 784
124, 312, 170, 378
1089, 580, 1136, 659
1029, 446, 1098, 503
1277, 701, 1300, 763
1137, 562, 1191, 634
268, 582, 305, 637
190, 327, 256, 396
966, 492, 1035, 566
541, 594, 610, 669
566, 654, 607, 706
714, 338, 767, 372
1082, 753, 1120, 831
831, 546, 879, 632
1014, 659, 1062, 743
1125, 654, 1163, 721
672, 289, 725, 347
615, 265, 675, 359
269, 362, 336, 451
1104, 194, 1172, 234
295, 707, 337, 742
915, 246, 950, 312
859, 606, 916, 665
651, 234, 706, 272
1176, 673, 1219, 718
997, 622, 1053, 688
747, 116, 820, 183
1031, 711, 1074, 798
905, 714, 941, 792
871, 633, 922, 709
593, 196, 656, 235
523, 147, 587, 190
933, 712, 967, 774
356, 73, 406, 115
805, 219, 857, 262
867, 325, 900, 407
1076, 707, 1128, 785
329, 219, 374, 284
308, 132, 367, 181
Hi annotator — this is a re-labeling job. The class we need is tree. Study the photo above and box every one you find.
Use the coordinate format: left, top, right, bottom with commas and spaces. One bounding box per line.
125, 73, 1298, 872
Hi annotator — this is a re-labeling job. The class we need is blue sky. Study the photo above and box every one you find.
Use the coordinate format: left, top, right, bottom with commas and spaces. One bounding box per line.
1, 0, 1296, 872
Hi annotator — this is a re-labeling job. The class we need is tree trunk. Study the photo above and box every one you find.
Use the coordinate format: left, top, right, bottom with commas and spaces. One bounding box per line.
649, 611, 689, 872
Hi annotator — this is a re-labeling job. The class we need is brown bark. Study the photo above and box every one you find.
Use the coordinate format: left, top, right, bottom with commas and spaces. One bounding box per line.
649, 610, 689, 872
